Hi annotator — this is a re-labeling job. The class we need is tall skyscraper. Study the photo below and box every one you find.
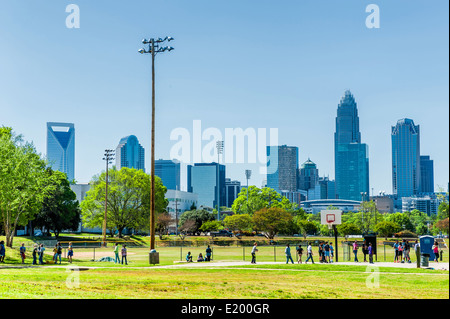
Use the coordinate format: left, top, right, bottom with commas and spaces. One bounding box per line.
155, 159, 181, 190
115, 135, 145, 172
334, 90, 370, 201
297, 158, 319, 191
225, 178, 241, 208
391, 118, 421, 199
46, 122, 75, 181
187, 163, 226, 209
266, 145, 299, 193
420, 155, 434, 194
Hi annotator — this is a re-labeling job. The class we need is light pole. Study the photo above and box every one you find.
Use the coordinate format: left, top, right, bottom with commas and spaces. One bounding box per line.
139, 36, 174, 255
360, 192, 367, 234
216, 140, 224, 221
245, 169, 252, 211
102, 149, 114, 248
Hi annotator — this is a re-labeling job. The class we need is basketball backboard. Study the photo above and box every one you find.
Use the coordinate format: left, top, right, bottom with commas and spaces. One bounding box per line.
320, 210, 342, 226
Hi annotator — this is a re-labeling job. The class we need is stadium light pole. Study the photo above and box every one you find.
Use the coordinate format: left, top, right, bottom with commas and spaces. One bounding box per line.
216, 140, 224, 221
102, 149, 115, 248
139, 37, 174, 253
245, 169, 252, 210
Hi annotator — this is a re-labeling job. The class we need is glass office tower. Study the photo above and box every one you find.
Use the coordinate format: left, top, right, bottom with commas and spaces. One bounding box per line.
115, 135, 145, 172
46, 122, 75, 181
391, 118, 421, 199
266, 145, 299, 193
155, 159, 181, 190
334, 90, 370, 201
420, 155, 434, 194
298, 158, 319, 191
187, 163, 226, 209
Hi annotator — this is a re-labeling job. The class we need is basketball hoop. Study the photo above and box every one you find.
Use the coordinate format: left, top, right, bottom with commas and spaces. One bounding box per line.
327, 222, 333, 230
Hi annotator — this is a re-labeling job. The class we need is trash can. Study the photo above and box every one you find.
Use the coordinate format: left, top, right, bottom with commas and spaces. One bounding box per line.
149, 249, 160, 265
420, 253, 429, 267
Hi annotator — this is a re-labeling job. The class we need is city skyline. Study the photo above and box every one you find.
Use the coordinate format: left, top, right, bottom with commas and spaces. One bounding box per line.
0, 1, 448, 195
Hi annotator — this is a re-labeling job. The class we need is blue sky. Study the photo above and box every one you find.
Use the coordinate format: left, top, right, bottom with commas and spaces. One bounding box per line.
0, 0, 448, 195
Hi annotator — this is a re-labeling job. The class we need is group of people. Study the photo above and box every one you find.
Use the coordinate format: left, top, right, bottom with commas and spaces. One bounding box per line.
393, 239, 412, 263
301, 241, 335, 264
186, 245, 213, 262
352, 240, 375, 264
0, 241, 74, 265
113, 243, 128, 265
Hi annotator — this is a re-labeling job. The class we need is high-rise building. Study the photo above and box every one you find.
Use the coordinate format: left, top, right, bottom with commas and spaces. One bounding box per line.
420, 155, 434, 194
115, 135, 145, 172
334, 91, 370, 201
391, 118, 420, 199
46, 122, 75, 181
319, 176, 336, 200
266, 145, 299, 193
297, 158, 319, 191
187, 163, 226, 209
155, 159, 181, 190
225, 178, 241, 208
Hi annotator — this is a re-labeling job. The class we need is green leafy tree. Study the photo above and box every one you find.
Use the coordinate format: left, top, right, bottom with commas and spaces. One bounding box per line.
178, 209, 216, 235
385, 212, 414, 232
80, 167, 168, 238
252, 207, 293, 239
199, 220, 223, 233
374, 220, 402, 239
337, 223, 361, 238
34, 170, 81, 238
231, 186, 297, 215
223, 214, 254, 232
0, 128, 57, 247
357, 201, 382, 234
297, 219, 318, 239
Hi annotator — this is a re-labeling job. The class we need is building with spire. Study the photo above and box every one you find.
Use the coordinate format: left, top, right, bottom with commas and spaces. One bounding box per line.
46, 122, 75, 181
115, 135, 145, 172
334, 90, 370, 201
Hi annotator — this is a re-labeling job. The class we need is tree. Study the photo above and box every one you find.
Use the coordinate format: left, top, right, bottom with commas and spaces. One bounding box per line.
337, 223, 361, 238
357, 201, 382, 234
385, 212, 414, 232
435, 218, 449, 235
33, 170, 81, 238
199, 220, 222, 233
80, 167, 168, 238
178, 209, 216, 235
231, 186, 297, 215
297, 220, 318, 239
252, 207, 293, 239
0, 128, 57, 247
374, 221, 401, 239
223, 214, 254, 233
178, 219, 197, 239
156, 212, 173, 239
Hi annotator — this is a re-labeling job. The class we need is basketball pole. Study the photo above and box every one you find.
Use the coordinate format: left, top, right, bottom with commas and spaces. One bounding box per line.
333, 224, 338, 262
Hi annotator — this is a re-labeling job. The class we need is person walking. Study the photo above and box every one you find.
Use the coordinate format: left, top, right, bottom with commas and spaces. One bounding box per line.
414, 240, 420, 268
0, 240, 6, 263
353, 240, 359, 263
121, 244, 128, 265
38, 244, 45, 265
67, 242, 73, 264
368, 243, 374, 264
32, 244, 38, 265
296, 245, 303, 264
113, 243, 120, 264
205, 245, 212, 262
432, 241, 439, 263
251, 242, 258, 264
305, 242, 314, 264
285, 244, 294, 264
19, 243, 26, 264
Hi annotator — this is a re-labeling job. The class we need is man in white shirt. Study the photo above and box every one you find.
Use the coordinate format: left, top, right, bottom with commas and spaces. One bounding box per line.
305, 242, 314, 264
251, 242, 258, 264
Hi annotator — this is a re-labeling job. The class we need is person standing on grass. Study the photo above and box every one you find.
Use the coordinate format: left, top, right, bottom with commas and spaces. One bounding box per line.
305, 242, 314, 264
38, 244, 45, 265
56, 242, 62, 264
251, 242, 258, 264
432, 241, 439, 263
362, 240, 368, 262
329, 243, 334, 263
285, 244, 294, 264
19, 243, 26, 264
113, 243, 120, 264
393, 240, 399, 263
0, 240, 6, 263
404, 240, 411, 263
368, 243, 374, 264
398, 240, 404, 263
67, 242, 73, 264
323, 242, 330, 263
121, 244, 128, 265
353, 240, 359, 263
32, 244, 38, 265
318, 242, 323, 263
296, 245, 303, 264
206, 245, 212, 262
52, 244, 58, 264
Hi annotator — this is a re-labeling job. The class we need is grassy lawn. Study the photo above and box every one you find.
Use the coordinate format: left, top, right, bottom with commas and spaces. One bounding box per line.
0, 264, 448, 299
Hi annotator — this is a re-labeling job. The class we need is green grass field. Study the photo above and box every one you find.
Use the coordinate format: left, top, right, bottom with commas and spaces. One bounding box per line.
1, 235, 448, 299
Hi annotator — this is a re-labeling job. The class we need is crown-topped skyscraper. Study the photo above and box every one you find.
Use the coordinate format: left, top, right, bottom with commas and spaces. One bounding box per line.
334, 90, 370, 201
